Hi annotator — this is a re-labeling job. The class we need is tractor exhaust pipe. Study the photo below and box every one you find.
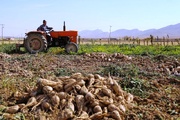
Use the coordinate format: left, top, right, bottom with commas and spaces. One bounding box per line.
63, 21, 66, 31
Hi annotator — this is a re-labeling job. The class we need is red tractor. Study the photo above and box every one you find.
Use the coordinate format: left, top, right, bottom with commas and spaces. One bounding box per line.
17, 22, 78, 54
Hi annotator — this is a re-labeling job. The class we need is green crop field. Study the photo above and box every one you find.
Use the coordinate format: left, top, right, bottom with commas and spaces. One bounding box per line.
0, 43, 180, 56
78, 44, 180, 55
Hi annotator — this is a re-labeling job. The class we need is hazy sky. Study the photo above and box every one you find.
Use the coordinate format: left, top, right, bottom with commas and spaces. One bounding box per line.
1, 0, 180, 36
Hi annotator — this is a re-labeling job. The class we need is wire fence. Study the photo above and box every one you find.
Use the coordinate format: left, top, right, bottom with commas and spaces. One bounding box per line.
0, 37, 180, 46
77, 37, 180, 46
0, 40, 23, 45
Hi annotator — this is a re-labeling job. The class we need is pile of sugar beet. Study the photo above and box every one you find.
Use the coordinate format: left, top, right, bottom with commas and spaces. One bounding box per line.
2, 73, 134, 120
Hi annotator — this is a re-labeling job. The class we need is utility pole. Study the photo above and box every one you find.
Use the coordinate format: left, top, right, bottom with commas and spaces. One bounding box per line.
0, 24, 4, 40
108, 25, 112, 44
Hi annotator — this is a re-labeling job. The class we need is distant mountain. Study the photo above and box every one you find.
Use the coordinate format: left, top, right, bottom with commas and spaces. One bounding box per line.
111, 29, 141, 38
79, 29, 109, 38
79, 23, 180, 38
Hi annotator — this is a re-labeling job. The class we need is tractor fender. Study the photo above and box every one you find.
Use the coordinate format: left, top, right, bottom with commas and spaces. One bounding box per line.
26, 31, 45, 35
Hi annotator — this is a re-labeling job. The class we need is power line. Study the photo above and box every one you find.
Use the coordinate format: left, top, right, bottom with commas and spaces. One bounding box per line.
0, 24, 4, 40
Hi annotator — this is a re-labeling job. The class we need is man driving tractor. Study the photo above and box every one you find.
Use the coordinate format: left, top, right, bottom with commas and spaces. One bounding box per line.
16, 20, 78, 54
37, 20, 53, 32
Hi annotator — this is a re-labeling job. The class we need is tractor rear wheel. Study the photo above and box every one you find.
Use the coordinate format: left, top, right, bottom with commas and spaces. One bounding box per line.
24, 33, 47, 54
65, 42, 78, 53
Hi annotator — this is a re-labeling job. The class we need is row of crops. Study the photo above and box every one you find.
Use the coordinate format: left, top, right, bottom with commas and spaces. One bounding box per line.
0, 43, 179, 56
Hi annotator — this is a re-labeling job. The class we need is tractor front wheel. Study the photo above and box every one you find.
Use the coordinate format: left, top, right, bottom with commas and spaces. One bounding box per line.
65, 42, 78, 53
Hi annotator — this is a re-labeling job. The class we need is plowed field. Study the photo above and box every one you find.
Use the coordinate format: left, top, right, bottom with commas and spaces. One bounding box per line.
0, 53, 179, 120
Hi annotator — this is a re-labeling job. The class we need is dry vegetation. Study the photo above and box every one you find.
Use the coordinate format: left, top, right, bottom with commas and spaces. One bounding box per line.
0, 52, 180, 120
1, 38, 180, 46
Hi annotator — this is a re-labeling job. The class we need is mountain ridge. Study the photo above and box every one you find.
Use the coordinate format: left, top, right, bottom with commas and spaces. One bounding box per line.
79, 23, 180, 38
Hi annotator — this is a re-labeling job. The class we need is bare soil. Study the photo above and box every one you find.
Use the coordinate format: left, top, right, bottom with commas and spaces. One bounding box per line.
0, 53, 179, 120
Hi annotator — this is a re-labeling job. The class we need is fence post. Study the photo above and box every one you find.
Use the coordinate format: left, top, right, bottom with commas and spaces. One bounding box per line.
163, 37, 165, 46
136, 39, 138, 45
166, 37, 169, 46
119, 38, 121, 45
177, 39, 180, 45
171, 40, 173, 46
78, 36, 81, 45
82, 38, 84, 44
143, 39, 145, 46
91, 39, 95, 45
138, 39, 140, 45
131, 38, 133, 44
157, 37, 160, 45
150, 35, 153, 46
146, 39, 149, 46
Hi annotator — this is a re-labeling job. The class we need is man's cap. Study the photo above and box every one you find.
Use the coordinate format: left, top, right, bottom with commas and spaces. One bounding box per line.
43, 20, 46, 23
